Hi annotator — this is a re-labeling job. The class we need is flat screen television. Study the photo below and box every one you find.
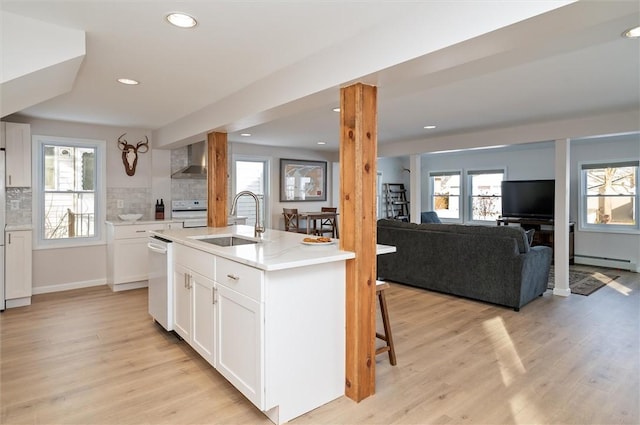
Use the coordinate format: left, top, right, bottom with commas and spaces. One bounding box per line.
501, 179, 554, 220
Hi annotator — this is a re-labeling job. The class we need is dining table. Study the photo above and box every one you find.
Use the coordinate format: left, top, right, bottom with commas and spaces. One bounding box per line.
298, 211, 339, 236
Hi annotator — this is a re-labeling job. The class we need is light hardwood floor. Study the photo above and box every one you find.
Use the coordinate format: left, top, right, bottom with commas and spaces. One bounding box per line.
1, 265, 638, 425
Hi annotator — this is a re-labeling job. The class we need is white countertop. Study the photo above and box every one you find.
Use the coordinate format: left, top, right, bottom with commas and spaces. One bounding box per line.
105, 219, 181, 226
152, 225, 395, 272
5, 224, 33, 231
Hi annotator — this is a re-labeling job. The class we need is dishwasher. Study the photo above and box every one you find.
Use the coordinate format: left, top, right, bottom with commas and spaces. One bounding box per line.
147, 235, 173, 331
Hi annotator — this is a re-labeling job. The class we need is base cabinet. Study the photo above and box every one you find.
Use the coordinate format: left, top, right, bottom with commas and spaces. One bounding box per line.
107, 222, 177, 291
173, 264, 192, 341
191, 271, 216, 364
216, 284, 264, 409
173, 245, 216, 367
5, 230, 33, 307
170, 243, 345, 425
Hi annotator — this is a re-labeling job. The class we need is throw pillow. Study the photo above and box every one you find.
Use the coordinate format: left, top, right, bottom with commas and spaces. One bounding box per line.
525, 229, 535, 245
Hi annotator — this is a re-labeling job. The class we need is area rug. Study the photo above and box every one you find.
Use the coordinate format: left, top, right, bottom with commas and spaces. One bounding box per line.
547, 267, 619, 296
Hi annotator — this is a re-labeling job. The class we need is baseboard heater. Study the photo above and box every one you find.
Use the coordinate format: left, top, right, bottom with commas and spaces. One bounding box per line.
574, 254, 638, 272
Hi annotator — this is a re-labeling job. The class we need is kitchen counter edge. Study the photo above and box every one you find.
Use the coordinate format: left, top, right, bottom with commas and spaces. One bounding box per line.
150, 225, 394, 272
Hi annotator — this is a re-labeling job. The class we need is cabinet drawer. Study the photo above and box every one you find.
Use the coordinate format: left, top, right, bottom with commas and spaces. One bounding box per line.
175, 244, 215, 278
113, 223, 166, 239
215, 257, 263, 301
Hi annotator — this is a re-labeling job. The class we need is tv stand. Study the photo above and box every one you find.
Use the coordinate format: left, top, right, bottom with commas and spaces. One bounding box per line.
497, 217, 574, 264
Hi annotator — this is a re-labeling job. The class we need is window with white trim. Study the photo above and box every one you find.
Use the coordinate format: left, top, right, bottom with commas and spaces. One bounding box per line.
467, 169, 504, 222
33, 136, 106, 248
580, 161, 638, 231
429, 171, 461, 220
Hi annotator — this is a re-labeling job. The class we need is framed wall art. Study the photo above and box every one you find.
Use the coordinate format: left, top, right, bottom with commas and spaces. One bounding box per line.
280, 158, 327, 202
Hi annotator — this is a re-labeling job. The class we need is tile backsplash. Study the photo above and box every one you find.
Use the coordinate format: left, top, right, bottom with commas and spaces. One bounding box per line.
107, 187, 154, 221
6, 187, 32, 226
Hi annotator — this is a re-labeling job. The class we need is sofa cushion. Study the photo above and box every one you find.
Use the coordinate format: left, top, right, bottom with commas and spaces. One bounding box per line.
377, 219, 530, 253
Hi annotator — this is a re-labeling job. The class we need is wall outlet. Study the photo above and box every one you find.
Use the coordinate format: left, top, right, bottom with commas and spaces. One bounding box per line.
117, 199, 124, 209
10, 200, 19, 210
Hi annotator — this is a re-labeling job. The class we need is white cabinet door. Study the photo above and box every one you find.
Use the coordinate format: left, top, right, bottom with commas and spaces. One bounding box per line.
216, 284, 264, 409
5, 122, 31, 187
191, 271, 216, 366
5, 230, 33, 299
173, 263, 191, 341
113, 238, 148, 284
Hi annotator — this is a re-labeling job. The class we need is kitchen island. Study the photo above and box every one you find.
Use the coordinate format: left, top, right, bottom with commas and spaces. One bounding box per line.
151, 225, 394, 424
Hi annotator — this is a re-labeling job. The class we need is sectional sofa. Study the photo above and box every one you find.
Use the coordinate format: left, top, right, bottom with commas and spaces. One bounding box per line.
376, 219, 552, 310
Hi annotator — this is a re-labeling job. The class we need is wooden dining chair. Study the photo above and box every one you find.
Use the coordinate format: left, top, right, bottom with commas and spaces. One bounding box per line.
316, 207, 338, 238
283, 208, 307, 233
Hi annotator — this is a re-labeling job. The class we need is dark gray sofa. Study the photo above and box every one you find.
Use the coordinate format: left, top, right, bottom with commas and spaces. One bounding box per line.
376, 219, 552, 310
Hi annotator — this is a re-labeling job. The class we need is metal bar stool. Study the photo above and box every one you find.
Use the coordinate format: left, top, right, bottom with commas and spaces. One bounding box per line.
375, 280, 397, 365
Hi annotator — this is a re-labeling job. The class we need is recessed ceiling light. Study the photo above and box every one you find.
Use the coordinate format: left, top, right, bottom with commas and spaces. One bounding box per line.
117, 78, 139, 85
166, 12, 197, 28
423, 125, 437, 129
240, 133, 251, 137
332, 107, 340, 112
317, 141, 326, 145
623, 26, 640, 38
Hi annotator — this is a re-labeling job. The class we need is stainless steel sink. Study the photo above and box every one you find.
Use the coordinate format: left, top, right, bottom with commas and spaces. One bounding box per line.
198, 236, 258, 247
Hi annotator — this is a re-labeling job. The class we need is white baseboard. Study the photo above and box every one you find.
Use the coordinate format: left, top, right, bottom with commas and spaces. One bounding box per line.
32, 279, 107, 295
108, 281, 148, 292
6, 297, 31, 308
574, 255, 637, 272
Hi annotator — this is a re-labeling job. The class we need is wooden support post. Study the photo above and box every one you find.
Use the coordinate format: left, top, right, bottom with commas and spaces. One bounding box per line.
339, 83, 378, 402
207, 132, 228, 227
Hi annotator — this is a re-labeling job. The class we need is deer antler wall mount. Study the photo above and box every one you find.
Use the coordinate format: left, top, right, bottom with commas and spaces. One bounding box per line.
117, 133, 149, 176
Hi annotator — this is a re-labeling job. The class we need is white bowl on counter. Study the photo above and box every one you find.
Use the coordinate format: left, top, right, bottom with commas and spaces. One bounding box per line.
118, 213, 143, 222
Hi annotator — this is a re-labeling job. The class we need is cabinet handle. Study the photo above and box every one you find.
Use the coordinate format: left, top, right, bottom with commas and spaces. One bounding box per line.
184, 273, 188, 289
226, 274, 239, 281
8, 175, 11, 186
7, 233, 11, 244
135, 230, 146, 233
212, 287, 217, 304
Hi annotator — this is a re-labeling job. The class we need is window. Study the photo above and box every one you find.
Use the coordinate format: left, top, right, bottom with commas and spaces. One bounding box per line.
232, 157, 270, 228
430, 171, 461, 220
581, 161, 638, 231
468, 169, 504, 222
33, 136, 106, 248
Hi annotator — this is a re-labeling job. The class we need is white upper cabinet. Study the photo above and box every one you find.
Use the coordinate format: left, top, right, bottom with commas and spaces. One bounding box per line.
4, 122, 31, 187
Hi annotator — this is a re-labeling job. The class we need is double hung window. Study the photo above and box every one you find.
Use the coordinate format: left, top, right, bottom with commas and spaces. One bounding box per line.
580, 161, 638, 231
468, 170, 504, 222
33, 136, 106, 248
430, 171, 461, 220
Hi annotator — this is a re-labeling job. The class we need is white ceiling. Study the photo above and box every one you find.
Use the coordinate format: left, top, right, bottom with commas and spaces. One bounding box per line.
2, 1, 639, 153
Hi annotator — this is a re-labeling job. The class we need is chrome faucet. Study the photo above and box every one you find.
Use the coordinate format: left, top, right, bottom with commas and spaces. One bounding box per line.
230, 190, 265, 238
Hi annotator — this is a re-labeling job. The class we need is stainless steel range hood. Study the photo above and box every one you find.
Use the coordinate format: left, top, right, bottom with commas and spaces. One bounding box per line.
171, 141, 207, 179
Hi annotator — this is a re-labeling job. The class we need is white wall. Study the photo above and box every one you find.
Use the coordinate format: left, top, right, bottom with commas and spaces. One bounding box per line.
570, 135, 640, 271
26, 117, 153, 188
420, 142, 556, 211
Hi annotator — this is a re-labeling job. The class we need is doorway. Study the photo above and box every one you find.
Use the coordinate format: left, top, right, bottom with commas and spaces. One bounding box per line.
232, 157, 270, 228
